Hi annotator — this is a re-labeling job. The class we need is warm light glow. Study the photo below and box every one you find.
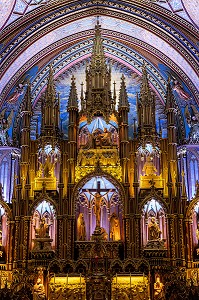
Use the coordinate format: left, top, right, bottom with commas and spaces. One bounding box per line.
112, 275, 147, 285
49, 276, 85, 285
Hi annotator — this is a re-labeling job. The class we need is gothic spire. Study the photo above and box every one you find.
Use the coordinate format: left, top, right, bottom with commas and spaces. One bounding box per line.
23, 80, 32, 112
45, 64, 56, 104
137, 64, 156, 135
90, 20, 107, 74
67, 75, 78, 110
165, 77, 175, 110
118, 74, 130, 110
140, 64, 151, 97
81, 22, 115, 123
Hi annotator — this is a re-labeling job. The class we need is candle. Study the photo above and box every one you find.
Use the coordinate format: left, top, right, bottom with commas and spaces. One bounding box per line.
66, 273, 68, 286
130, 273, 131, 288
54, 273, 55, 285
143, 272, 144, 283
116, 273, 118, 288
80, 273, 82, 287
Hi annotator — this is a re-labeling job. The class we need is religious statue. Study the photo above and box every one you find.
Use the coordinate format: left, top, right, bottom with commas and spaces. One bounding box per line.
77, 213, 86, 241
154, 276, 163, 299
148, 217, 161, 240
34, 218, 50, 239
142, 156, 157, 176
43, 156, 54, 178
33, 278, 46, 300
0, 109, 14, 146
86, 189, 112, 228
0, 220, 2, 247
99, 127, 112, 146
110, 213, 121, 241
92, 127, 112, 148
185, 104, 199, 142
196, 223, 199, 249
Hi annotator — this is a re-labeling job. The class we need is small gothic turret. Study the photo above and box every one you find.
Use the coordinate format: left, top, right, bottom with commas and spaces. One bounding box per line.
41, 65, 60, 138
67, 76, 78, 202
118, 74, 130, 110
20, 82, 32, 199
137, 65, 156, 138
81, 21, 115, 123
68, 75, 78, 109
165, 77, 178, 196
118, 75, 129, 185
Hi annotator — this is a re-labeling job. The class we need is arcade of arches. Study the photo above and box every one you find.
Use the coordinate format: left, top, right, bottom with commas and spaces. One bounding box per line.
0, 1, 199, 299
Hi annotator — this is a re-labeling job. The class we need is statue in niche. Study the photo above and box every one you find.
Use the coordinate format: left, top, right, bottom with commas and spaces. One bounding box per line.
0, 109, 14, 146
33, 278, 46, 300
34, 218, 50, 239
154, 276, 163, 299
196, 223, 199, 249
77, 213, 86, 241
185, 104, 199, 142
82, 127, 113, 149
93, 127, 112, 148
43, 156, 54, 178
86, 189, 112, 228
148, 217, 161, 240
0, 221, 2, 247
98, 127, 112, 146
110, 213, 121, 241
37, 156, 55, 178
142, 156, 157, 176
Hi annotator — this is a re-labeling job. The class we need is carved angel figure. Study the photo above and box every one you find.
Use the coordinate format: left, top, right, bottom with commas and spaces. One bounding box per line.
0, 109, 14, 146
184, 105, 199, 142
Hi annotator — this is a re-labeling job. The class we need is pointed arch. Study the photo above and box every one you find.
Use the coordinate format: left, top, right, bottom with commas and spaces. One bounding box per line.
186, 196, 199, 219
0, 199, 12, 220
72, 170, 126, 215
29, 192, 58, 216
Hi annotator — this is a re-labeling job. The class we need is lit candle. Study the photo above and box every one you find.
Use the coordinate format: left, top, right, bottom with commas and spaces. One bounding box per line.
116, 273, 118, 288
80, 273, 82, 287
130, 273, 131, 288
143, 272, 144, 283
54, 273, 55, 285
66, 273, 68, 286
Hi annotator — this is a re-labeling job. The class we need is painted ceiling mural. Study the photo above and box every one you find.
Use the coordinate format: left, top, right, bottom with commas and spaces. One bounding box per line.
0, 0, 198, 144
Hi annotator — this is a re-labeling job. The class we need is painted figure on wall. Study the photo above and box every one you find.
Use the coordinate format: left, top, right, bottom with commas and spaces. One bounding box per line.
110, 213, 121, 241
77, 213, 86, 241
172, 80, 190, 101
148, 217, 161, 240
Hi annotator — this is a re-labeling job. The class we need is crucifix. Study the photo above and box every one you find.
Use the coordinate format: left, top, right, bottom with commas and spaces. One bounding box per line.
83, 181, 115, 228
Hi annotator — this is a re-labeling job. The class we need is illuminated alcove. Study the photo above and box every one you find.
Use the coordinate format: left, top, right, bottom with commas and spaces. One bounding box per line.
191, 200, 199, 257
0, 205, 7, 263
37, 145, 61, 182
78, 116, 119, 149
141, 198, 167, 247
76, 176, 123, 241
31, 200, 56, 250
